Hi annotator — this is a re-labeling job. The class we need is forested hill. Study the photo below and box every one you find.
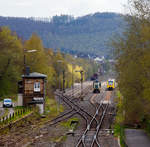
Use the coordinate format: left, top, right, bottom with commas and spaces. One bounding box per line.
0, 12, 125, 58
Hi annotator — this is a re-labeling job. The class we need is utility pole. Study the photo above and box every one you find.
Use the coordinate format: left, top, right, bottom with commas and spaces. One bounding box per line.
57, 60, 64, 112
23, 49, 37, 75
75, 70, 84, 101
62, 70, 65, 94
24, 53, 26, 74
80, 70, 84, 100
72, 63, 74, 97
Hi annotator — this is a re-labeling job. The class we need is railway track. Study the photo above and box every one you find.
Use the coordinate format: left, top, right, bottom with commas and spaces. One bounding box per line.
0, 81, 115, 147
75, 90, 110, 147
50, 82, 94, 126
53, 80, 114, 147
64, 81, 93, 98
54, 81, 114, 147
55, 91, 96, 126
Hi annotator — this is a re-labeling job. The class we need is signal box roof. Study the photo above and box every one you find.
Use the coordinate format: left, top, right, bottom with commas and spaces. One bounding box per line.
22, 72, 47, 78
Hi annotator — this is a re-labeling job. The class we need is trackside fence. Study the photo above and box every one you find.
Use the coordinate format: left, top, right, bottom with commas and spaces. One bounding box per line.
0, 107, 33, 126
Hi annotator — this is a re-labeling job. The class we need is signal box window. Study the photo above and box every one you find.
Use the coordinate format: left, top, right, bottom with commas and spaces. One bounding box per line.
34, 82, 40, 92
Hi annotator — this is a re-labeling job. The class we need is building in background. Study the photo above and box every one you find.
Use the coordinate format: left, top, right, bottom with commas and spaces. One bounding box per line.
18, 72, 47, 114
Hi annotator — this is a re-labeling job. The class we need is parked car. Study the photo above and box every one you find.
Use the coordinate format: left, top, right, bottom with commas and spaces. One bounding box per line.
3, 98, 13, 108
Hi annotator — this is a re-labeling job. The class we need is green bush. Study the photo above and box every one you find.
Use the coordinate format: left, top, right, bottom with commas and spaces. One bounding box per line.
114, 124, 126, 147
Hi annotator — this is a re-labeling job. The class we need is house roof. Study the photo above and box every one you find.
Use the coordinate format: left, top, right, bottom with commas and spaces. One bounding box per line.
22, 72, 47, 78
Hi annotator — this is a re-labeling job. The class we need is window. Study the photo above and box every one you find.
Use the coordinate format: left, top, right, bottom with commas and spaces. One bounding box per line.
34, 82, 40, 92
108, 81, 113, 85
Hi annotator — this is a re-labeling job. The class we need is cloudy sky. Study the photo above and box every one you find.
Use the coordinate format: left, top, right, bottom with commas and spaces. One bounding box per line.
0, 0, 128, 18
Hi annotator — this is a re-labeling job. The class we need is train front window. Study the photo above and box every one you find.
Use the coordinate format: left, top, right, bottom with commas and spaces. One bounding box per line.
94, 83, 99, 88
108, 81, 113, 85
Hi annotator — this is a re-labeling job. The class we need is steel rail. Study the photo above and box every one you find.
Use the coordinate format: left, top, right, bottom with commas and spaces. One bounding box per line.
49, 109, 75, 126
56, 92, 94, 120
91, 103, 109, 147
55, 92, 90, 125
76, 91, 105, 147
76, 102, 103, 147
76, 88, 107, 147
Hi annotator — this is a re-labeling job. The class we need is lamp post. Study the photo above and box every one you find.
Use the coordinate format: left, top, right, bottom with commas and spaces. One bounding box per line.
24, 49, 37, 75
57, 60, 65, 94
57, 60, 65, 112
75, 70, 84, 100
71, 63, 75, 97
62, 70, 65, 93
57, 60, 63, 92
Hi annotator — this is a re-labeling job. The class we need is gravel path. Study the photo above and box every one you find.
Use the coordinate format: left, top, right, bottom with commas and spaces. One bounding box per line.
125, 129, 150, 147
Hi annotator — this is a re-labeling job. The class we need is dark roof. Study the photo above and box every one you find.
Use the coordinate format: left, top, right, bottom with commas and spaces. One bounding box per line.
22, 72, 47, 78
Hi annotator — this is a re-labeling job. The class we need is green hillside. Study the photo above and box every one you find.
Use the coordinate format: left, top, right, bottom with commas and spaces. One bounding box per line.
0, 12, 125, 57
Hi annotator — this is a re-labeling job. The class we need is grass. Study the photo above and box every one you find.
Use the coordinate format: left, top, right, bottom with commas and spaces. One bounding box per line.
49, 117, 79, 143
0, 95, 65, 138
2, 108, 9, 118
113, 90, 127, 147
2, 96, 64, 127
115, 90, 124, 124
0, 107, 33, 128
33, 96, 64, 126
45, 96, 64, 116
0, 95, 65, 137
114, 123, 126, 147
60, 117, 79, 130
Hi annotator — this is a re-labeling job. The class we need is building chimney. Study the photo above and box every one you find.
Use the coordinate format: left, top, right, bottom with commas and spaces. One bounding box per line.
26, 66, 30, 75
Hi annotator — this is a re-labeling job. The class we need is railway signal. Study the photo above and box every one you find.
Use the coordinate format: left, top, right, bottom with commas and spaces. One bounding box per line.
75, 70, 84, 101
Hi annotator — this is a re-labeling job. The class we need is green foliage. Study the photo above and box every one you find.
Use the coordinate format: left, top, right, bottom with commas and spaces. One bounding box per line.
45, 97, 64, 116
114, 124, 126, 147
60, 117, 79, 130
0, 27, 23, 96
113, 91, 127, 147
65, 54, 100, 81
0, 107, 33, 127
112, 0, 150, 124
24, 33, 56, 92
115, 91, 125, 124
0, 27, 100, 97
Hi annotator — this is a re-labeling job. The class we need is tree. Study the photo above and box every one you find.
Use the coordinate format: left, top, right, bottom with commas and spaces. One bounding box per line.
24, 33, 56, 92
0, 27, 23, 96
112, 0, 150, 124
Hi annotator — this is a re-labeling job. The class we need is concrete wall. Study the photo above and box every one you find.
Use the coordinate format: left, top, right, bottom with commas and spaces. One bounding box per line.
18, 94, 23, 106
36, 104, 44, 114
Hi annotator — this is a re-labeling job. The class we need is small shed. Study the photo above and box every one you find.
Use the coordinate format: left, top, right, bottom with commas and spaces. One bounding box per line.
18, 72, 47, 114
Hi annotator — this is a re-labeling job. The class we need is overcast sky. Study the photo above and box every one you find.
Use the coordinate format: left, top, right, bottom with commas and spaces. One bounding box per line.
0, 0, 128, 18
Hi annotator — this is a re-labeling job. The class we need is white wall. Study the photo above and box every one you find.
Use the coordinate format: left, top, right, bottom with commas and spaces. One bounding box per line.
36, 104, 44, 114
18, 94, 23, 106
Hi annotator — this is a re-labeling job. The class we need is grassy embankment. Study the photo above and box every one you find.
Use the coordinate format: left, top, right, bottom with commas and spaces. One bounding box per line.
24, 95, 64, 127
113, 91, 126, 147
0, 95, 64, 134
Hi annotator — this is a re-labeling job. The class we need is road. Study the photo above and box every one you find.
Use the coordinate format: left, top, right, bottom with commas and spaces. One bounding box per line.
125, 129, 150, 147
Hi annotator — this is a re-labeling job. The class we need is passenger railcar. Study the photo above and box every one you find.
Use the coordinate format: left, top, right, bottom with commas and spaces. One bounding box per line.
107, 79, 115, 90
93, 80, 101, 93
